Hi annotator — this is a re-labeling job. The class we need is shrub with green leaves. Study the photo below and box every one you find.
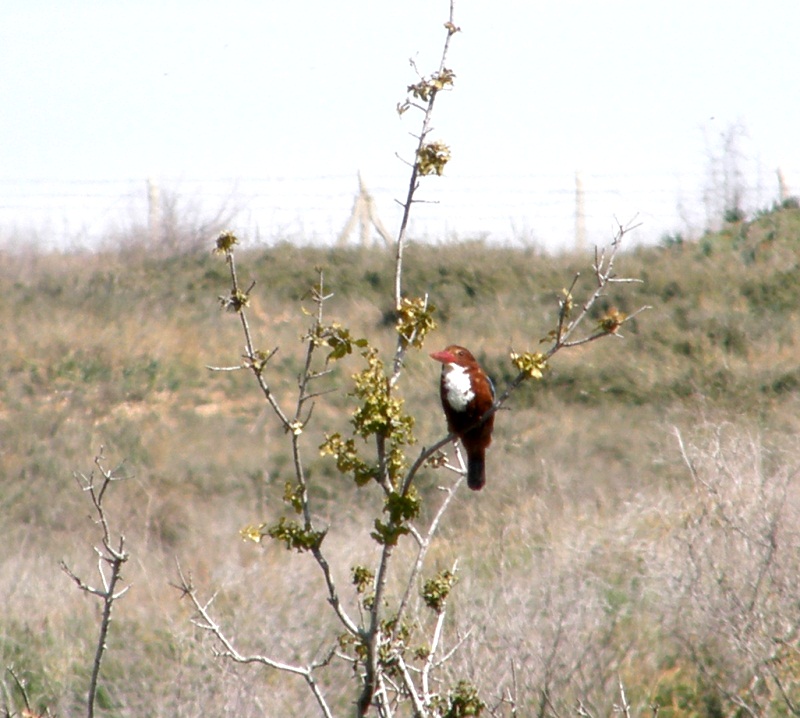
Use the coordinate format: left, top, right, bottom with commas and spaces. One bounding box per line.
174, 4, 644, 716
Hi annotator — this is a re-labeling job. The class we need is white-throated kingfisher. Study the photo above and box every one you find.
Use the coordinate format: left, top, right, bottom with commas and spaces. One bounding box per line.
430, 345, 495, 490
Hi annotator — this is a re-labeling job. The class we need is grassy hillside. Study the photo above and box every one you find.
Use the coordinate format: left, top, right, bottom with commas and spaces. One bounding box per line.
2, 206, 800, 716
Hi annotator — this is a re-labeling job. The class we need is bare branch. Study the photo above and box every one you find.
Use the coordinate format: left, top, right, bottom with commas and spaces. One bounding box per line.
396, 654, 426, 716
61, 452, 130, 718
394, 480, 463, 632
217, 247, 293, 431
421, 604, 448, 700
391, 0, 458, 380
174, 561, 335, 718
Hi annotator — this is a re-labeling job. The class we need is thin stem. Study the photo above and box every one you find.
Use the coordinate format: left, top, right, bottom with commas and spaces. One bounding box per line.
396, 655, 426, 717
392, 0, 457, 381
359, 7, 460, 713
359, 541, 397, 717
311, 543, 360, 638
394, 478, 463, 633
61, 455, 129, 718
221, 255, 362, 645
223, 249, 292, 430
176, 562, 334, 718
421, 606, 448, 701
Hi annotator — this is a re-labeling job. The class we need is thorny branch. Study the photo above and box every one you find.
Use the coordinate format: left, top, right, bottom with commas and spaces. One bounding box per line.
391, 0, 458, 382
208, 238, 373, 713
3, 667, 49, 718
294, 270, 361, 638
214, 240, 361, 641
395, 480, 463, 637
175, 561, 335, 718
212, 243, 293, 432
60, 451, 130, 718
196, 2, 647, 715
550, 220, 647, 351
419, 562, 459, 700
360, 5, 461, 715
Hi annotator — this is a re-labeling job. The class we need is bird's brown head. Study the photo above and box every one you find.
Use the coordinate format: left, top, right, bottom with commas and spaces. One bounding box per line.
430, 345, 477, 367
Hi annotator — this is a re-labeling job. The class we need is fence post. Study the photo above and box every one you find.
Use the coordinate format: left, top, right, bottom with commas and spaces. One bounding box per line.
147, 177, 162, 246
574, 170, 586, 252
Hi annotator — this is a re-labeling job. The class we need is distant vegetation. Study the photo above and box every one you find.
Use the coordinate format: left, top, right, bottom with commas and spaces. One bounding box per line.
1, 202, 800, 715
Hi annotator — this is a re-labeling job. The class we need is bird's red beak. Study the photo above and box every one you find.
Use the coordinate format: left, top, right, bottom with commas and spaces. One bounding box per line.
430, 349, 455, 364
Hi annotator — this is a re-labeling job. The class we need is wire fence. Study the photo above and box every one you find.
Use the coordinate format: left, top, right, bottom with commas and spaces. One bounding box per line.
0, 168, 796, 252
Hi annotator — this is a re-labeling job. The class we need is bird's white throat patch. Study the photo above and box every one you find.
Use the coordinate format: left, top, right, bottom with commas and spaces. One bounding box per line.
442, 363, 474, 412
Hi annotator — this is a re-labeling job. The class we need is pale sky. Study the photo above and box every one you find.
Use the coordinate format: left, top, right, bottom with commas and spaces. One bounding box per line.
2, 1, 799, 251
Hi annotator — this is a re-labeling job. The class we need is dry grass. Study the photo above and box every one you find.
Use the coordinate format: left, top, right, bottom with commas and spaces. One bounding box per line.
2, 208, 800, 715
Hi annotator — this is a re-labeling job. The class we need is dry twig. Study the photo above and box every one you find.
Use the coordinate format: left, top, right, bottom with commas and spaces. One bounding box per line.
60, 451, 130, 718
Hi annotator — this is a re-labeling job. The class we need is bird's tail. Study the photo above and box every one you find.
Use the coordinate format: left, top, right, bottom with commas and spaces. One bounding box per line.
466, 453, 486, 491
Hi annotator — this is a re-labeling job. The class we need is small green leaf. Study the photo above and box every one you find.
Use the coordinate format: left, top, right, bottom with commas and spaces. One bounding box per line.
282, 481, 304, 514
351, 565, 374, 594
320, 433, 378, 486
416, 141, 451, 177
245, 349, 274, 374
213, 230, 238, 254
371, 519, 410, 546
422, 569, 457, 613
351, 349, 416, 444
559, 287, 574, 317
436, 680, 486, 718
310, 322, 368, 364
218, 288, 250, 313
384, 488, 421, 524
598, 307, 627, 334
510, 350, 548, 380
396, 296, 437, 349
406, 68, 455, 103
240, 523, 267, 544
287, 420, 304, 436
267, 517, 325, 552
